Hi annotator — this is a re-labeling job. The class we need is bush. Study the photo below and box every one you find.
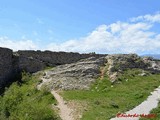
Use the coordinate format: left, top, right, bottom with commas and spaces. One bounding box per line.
0, 72, 59, 120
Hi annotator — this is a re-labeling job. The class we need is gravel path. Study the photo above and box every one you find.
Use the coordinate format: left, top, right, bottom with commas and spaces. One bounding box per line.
111, 86, 160, 120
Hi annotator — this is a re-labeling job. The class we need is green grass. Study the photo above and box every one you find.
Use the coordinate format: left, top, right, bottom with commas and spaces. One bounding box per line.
0, 72, 60, 120
61, 69, 160, 120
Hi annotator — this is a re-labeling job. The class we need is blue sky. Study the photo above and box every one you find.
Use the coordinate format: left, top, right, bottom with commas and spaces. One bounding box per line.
0, 0, 160, 54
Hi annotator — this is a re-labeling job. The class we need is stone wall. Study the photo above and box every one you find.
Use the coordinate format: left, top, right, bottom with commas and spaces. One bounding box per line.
0, 48, 14, 89
16, 50, 105, 72
0, 47, 106, 90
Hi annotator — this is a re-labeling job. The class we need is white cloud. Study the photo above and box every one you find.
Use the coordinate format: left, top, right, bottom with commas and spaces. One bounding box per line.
130, 12, 160, 23
47, 13, 160, 54
0, 37, 38, 51
1, 13, 160, 54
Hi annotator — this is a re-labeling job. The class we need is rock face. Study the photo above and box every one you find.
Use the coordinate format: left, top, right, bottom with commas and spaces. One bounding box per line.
40, 57, 106, 90
0, 48, 15, 90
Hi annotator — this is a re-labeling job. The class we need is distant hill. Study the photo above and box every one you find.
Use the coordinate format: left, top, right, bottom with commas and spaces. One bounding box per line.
142, 54, 160, 59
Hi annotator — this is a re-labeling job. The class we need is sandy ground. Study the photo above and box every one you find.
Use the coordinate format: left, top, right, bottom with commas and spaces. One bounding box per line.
110, 86, 160, 120
51, 90, 74, 120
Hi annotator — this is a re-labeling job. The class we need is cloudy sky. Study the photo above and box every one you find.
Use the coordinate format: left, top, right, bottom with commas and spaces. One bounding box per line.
0, 0, 160, 54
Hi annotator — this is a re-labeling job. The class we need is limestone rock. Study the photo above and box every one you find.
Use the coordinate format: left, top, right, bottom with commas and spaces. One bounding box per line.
41, 57, 106, 90
105, 54, 155, 81
142, 57, 160, 73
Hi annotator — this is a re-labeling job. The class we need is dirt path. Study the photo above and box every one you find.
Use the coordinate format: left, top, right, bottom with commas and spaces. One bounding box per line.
51, 90, 74, 120
110, 86, 160, 120
38, 72, 74, 120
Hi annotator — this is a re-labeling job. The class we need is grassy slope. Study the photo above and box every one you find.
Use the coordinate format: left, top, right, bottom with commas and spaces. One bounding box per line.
61, 69, 160, 120
0, 72, 60, 120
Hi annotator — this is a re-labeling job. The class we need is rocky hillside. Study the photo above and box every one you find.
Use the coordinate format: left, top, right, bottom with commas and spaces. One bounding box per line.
40, 57, 105, 90
39, 54, 160, 91
0, 47, 160, 92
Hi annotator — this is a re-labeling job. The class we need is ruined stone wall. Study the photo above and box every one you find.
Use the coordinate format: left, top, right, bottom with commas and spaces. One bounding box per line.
16, 50, 105, 72
0, 48, 14, 89
0, 47, 106, 89
0, 47, 160, 90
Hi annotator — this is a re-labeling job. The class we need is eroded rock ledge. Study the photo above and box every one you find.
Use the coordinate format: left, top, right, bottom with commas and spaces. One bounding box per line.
40, 57, 106, 90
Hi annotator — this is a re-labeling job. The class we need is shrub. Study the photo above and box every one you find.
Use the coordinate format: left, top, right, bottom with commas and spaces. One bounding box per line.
0, 72, 59, 120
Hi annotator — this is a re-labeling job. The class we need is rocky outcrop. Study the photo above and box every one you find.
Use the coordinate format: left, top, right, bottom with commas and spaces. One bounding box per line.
142, 57, 160, 73
40, 57, 106, 90
105, 54, 148, 81
105, 54, 160, 82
